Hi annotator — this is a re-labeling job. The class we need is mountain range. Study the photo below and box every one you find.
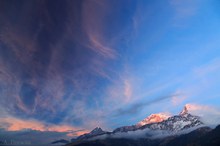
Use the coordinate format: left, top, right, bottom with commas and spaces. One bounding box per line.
61, 105, 220, 146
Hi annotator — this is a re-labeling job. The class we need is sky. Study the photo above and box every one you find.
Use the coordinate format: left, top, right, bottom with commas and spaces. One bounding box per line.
1, 0, 220, 143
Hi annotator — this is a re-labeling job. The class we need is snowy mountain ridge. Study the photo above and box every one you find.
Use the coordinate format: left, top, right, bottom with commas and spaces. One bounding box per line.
75, 105, 205, 141
136, 113, 171, 127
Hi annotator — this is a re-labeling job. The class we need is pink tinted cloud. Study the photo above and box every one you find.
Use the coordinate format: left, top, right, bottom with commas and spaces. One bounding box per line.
171, 94, 187, 106
81, 0, 117, 59
185, 103, 220, 126
185, 103, 220, 115
124, 80, 133, 102
88, 36, 117, 59
0, 117, 88, 137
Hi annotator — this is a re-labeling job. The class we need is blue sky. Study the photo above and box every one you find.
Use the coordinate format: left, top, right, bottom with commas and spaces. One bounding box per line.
0, 0, 220, 141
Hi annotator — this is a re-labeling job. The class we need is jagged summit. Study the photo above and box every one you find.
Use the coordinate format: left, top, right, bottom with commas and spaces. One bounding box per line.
136, 113, 170, 127
179, 104, 194, 116
90, 127, 104, 135
77, 127, 109, 140
180, 105, 189, 115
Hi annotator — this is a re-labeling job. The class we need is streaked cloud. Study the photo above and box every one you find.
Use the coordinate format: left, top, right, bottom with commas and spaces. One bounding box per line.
124, 79, 133, 102
171, 91, 187, 106
0, 116, 88, 137
114, 94, 179, 117
194, 58, 220, 78
81, 0, 117, 59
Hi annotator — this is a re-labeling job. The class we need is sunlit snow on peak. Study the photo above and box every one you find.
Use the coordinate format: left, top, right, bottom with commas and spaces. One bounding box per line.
136, 113, 171, 127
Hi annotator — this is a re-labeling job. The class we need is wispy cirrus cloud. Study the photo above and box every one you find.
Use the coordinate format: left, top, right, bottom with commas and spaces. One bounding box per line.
0, 0, 138, 131
172, 95, 187, 106
81, 0, 117, 59
0, 0, 122, 132
194, 58, 220, 79
177, 57, 220, 100
171, 90, 187, 106
124, 79, 133, 102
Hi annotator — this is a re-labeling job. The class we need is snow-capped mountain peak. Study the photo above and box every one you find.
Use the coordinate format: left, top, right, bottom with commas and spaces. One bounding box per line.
76, 105, 204, 141
113, 113, 171, 133
180, 105, 189, 115
140, 113, 203, 132
136, 113, 170, 127
179, 104, 195, 116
